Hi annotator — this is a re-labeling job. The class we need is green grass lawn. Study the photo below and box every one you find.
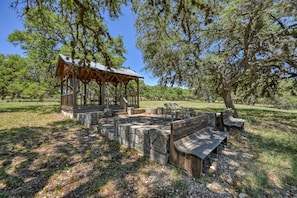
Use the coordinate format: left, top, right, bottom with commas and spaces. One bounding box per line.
0, 100, 296, 197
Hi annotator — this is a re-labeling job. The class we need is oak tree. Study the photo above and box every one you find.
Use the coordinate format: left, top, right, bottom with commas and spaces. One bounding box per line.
134, 0, 297, 115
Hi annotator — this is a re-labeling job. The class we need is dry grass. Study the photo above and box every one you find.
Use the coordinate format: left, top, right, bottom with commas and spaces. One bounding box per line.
0, 101, 296, 197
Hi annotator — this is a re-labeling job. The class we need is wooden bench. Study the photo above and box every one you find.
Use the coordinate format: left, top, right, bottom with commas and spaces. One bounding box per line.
220, 109, 245, 131
169, 114, 228, 178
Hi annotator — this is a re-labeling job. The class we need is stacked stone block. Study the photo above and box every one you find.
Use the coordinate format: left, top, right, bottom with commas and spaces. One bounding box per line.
76, 109, 111, 128
203, 112, 222, 130
111, 118, 170, 164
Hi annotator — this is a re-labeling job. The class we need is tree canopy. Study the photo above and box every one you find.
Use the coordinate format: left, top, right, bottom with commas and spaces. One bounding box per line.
10, 0, 127, 67
1, 0, 296, 109
134, 0, 297, 114
3, 0, 128, 100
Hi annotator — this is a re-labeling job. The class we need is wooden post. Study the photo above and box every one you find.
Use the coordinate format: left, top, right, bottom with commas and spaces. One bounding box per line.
66, 79, 69, 94
124, 81, 128, 97
99, 82, 102, 105
123, 96, 128, 113
84, 82, 87, 106
124, 81, 128, 106
136, 79, 140, 108
60, 76, 64, 105
72, 69, 77, 109
119, 80, 123, 106
101, 74, 106, 107
114, 83, 118, 105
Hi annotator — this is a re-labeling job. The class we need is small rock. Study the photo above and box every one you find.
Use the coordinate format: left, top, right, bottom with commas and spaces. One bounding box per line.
89, 133, 99, 137
238, 193, 249, 198
209, 165, 216, 173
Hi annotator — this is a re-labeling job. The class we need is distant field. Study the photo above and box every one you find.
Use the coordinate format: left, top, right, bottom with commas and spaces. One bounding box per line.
140, 100, 297, 113
0, 100, 296, 197
0, 101, 61, 130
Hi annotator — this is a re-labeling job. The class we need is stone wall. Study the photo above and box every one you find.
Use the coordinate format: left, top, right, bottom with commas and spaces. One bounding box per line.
61, 109, 74, 119
77, 109, 112, 128
203, 112, 221, 129
99, 111, 221, 165
115, 118, 170, 164
100, 116, 171, 165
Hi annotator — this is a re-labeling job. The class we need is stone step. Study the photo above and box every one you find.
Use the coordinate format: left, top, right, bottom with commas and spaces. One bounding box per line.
113, 111, 128, 117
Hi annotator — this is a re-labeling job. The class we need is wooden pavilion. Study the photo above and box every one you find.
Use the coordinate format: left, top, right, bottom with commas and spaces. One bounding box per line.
56, 54, 143, 118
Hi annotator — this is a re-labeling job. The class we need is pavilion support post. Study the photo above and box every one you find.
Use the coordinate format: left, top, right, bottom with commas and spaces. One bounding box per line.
114, 83, 118, 105
124, 81, 128, 100
66, 79, 69, 94
60, 78, 63, 95
136, 79, 140, 108
72, 70, 77, 109
119, 81, 123, 106
84, 82, 87, 106
124, 81, 129, 112
60, 76, 64, 105
101, 75, 106, 107
99, 82, 102, 105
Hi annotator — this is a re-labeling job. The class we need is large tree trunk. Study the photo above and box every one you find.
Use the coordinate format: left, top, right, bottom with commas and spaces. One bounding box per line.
222, 87, 239, 118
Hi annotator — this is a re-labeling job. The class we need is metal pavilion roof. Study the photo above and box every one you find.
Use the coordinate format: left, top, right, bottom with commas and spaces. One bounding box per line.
58, 54, 143, 79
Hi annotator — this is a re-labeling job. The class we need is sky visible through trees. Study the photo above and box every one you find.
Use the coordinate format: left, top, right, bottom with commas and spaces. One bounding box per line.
0, 1, 157, 85
0, 0, 296, 111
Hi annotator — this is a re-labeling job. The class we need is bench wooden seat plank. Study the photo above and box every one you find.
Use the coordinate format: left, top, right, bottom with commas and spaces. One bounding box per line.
223, 116, 244, 128
221, 109, 244, 130
174, 128, 227, 159
170, 114, 228, 178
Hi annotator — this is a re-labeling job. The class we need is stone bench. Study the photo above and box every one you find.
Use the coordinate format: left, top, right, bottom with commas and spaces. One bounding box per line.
169, 114, 228, 178
220, 109, 245, 131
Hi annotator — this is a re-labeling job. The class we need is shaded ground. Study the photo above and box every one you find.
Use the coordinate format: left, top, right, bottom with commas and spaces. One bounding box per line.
0, 105, 297, 197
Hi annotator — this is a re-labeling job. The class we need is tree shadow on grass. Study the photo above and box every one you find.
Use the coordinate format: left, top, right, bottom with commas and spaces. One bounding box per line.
0, 119, 85, 197
0, 119, 150, 197
232, 125, 297, 197
233, 116, 297, 197
63, 154, 148, 197
215, 105, 297, 196
3, 108, 296, 197
0, 126, 56, 197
